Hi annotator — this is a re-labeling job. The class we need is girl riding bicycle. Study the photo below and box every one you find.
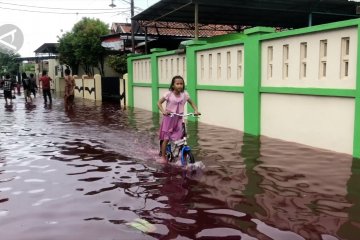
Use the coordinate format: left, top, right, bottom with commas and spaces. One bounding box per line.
157, 75, 200, 164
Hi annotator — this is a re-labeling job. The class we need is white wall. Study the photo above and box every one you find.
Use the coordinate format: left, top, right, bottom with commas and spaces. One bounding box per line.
83, 78, 95, 100
261, 94, 355, 154
74, 78, 83, 98
198, 90, 244, 131
197, 45, 244, 86
261, 27, 357, 89
94, 74, 102, 101
134, 86, 152, 111
158, 55, 187, 84
133, 59, 152, 83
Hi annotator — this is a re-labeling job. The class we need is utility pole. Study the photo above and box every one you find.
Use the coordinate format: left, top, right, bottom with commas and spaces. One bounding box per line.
109, 0, 135, 53
131, 0, 135, 53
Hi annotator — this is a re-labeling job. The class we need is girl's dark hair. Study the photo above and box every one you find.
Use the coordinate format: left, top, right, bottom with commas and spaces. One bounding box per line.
22, 72, 27, 79
65, 69, 71, 75
169, 75, 185, 91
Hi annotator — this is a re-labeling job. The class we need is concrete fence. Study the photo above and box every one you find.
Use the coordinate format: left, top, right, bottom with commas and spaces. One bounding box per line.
55, 74, 103, 101
127, 18, 360, 157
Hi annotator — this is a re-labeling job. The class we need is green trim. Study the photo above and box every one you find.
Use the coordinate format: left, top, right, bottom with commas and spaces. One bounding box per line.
132, 82, 152, 87
205, 32, 245, 43
151, 54, 159, 112
197, 85, 244, 92
186, 47, 198, 113
353, 23, 360, 158
159, 83, 169, 88
243, 34, 262, 135
191, 39, 245, 52
260, 87, 356, 98
128, 55, 151, 60
127, 57, 134, 107
261, 18, 360, 41
153, 50, 177, 57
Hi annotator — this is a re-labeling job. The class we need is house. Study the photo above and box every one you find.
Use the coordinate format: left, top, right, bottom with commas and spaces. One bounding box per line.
101, 22, 239, 53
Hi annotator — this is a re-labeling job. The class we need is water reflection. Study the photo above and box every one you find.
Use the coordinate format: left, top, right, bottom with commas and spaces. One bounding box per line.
338, 158, 360, 239
0, 97, 358, 239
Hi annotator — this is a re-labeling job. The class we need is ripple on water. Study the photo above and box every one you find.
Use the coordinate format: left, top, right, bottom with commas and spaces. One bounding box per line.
24, 179, 46, 183
28, 189, 45, 194
0, 210, 9, 217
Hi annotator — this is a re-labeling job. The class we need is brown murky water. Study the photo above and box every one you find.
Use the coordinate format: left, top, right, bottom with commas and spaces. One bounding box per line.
0, 94, 359, 240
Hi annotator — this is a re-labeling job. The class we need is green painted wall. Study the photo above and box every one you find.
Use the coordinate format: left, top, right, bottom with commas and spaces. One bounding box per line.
127, 18, 360, 158
126, 56, 134, 107
243, 27, 274, 135
353, 23, 360, 158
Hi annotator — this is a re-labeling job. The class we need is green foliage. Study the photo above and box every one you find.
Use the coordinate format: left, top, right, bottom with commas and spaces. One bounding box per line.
58, 17, 109, 76
0, 52, 20, 76
107, 54, 128, 75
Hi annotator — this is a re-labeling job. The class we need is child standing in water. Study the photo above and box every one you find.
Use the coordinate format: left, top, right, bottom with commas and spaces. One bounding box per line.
64, 69, 75, 111
157, 75, 200, 163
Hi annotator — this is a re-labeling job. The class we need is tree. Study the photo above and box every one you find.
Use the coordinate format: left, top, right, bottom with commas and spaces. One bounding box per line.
0, 51, 20, 76
58, 17, 109, 76
107, 54, 128, 76
58, 32, 79, 74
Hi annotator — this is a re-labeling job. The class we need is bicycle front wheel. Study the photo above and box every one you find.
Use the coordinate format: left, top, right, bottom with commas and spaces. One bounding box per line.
183, 151, 195, 164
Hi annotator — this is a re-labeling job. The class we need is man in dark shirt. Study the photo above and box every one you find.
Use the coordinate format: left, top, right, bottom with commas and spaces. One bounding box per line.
3, 73, 13, 105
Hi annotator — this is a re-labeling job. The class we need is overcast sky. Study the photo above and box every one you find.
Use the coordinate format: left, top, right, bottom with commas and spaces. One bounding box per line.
0, 0, 160, 57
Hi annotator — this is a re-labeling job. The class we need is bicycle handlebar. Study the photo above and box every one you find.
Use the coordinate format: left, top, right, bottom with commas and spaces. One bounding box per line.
169, 112, 201, 117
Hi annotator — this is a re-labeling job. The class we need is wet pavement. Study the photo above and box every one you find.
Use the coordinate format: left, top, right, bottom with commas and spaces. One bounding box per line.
0, 92, 359, 240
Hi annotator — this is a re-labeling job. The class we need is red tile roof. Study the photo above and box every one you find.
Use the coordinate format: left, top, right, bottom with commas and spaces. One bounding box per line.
111, 22, 239, 37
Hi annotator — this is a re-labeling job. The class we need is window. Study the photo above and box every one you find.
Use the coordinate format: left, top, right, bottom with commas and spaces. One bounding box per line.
159, 60, 163, 81
144, 61, 148, 82
237, 50, 243, 79
170, 59, 174, 77
341, 37, 350, 79
139, 61, 143, 81
283, 44, 289, 79
209, 53, 213, 81
227, 51, 231, 80
319, 40, 327, 79
267, 46, 273, 79
300, 42, 307, 79
200, 55, 204, 80
176, 58, 180, 75
182, 57, 186, 77
165, 59, 169, 81
217, 52, 222, 79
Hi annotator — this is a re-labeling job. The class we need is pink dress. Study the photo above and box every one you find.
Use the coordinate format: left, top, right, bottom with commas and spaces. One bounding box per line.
159, 90, 189, 141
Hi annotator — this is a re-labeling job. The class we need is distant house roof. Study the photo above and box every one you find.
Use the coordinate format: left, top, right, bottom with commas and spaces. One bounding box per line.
16, 56, 58, 62
34, 43, 59, 55
102, 21, 236, 53
133, 0, 360, 28
110, 22, 238, 38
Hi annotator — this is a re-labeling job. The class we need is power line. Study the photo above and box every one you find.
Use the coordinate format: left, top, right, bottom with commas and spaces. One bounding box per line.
0, 6, 126, 14
0, 1, 128, 11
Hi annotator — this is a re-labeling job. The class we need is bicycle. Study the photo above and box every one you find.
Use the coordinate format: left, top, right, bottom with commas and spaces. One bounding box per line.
160, 112, 199, 166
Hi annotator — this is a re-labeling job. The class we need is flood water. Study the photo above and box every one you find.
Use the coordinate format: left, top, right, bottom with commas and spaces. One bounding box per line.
0, 94, 359, 240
